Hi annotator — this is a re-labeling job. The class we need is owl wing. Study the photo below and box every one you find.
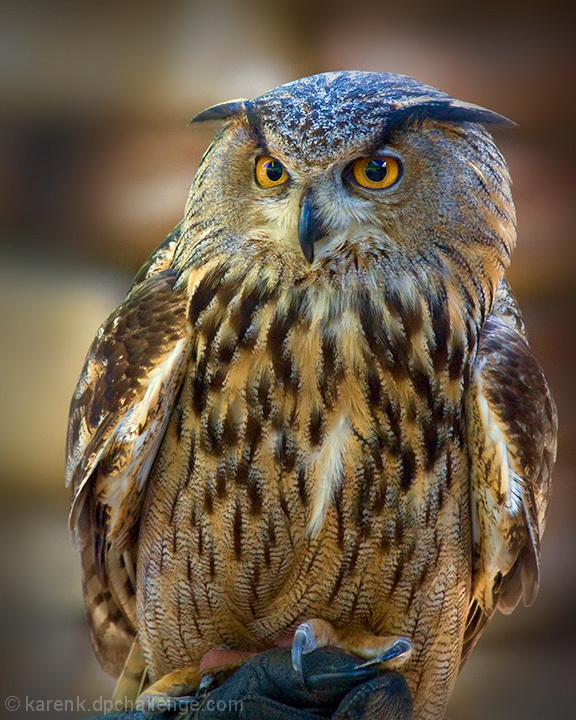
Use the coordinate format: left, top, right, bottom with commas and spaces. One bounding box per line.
66, 225, 191, 676
462, 279, 557, 665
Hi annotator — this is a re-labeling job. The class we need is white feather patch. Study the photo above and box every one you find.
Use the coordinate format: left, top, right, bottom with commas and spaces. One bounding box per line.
307, 415, 350, 537
105, 337, 188, 515
476, 369, 523, 515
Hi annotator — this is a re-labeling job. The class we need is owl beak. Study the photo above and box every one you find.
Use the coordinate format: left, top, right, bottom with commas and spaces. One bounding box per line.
298, 190, 326, 264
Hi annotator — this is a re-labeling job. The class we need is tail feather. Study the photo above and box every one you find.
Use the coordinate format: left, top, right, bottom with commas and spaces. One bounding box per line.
113, 639, 148, 706
80, 532, 137, 678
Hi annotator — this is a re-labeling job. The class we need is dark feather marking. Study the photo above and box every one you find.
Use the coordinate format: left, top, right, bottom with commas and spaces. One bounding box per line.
356, 465, 374, 538
349, 586, 361, 617
229, 281, 274, 347
168, 490, 179, 526
215, 464, 227, 498
448, 339, 466, 380
381, 529, 392, 554
209, 549, 216, 579
192, 355, 209, 415
204, 411, 221, 454
368, 426, 385, 471
204, 486, 213, 514
444, 448, 453, 491
248, 475, 263, 516
210, 366, 227, 391
270, 348, 297, 392
423, 421, 441, 472
233, 503, 242, 560
334, 488, 345, 550
386, 286, 423, 339
348, 539, 361, 574
263, 541, 271, 567
245, 414, 262, 452
267, 296, 299, 358
282, 430, 297, 474
217, 274, 244, 307
329, 567, 346, 602
222, 407, 239, 447
358, 291, 386, 354
373, 484, 386, 515
384, 397, 403, 455
266, 511, 277, 546
278, 490, 291, 520
412, 368, 434, 408
257, 371, 272, 420
200, 311, 222, 349
187, 589, 202, 637
309, 406, 325, 446
296, 465, 308, 506
189, 264, 227, 325
452, 409, 466, 449
275, 428, 287, 463
390, 560, 404, 594
190, 502, 198, 528
359, 292, 409, 379
235, 414, 262, 485
174, 397, 186, 441
466, 320, 477, 355
365, 364, 382, 407
429, 289, 450, 372
431, 398, 446, 426
197, 524, 204, 557
218, 338, 236, 364
319, 334, 337, 407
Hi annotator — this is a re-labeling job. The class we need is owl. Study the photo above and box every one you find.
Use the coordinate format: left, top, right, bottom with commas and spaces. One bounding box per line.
66, 72, 557, 720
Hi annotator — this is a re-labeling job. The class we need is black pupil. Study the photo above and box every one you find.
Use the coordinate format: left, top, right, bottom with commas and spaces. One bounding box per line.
365, 159, 387, 182
266, 160, 284, 182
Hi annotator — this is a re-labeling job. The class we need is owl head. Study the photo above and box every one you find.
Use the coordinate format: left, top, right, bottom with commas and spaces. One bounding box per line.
186, 71, 516, 304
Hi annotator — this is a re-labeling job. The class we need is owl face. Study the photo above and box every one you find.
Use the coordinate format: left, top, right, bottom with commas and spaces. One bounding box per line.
187, 72, 515, 285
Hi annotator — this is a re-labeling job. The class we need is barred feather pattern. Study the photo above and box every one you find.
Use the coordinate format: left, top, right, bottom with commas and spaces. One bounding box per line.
137, 247, 486, 714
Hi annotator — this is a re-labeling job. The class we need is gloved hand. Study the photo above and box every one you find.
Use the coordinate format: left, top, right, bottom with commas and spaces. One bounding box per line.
86, 647, 413, 720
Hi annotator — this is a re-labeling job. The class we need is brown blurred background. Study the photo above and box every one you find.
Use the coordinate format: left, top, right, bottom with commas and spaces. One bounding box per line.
0, 1, 574, 718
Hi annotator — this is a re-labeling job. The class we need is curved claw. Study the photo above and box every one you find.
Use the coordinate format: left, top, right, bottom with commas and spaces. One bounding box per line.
354, 637, 413, 669
306, 665, 381, 693
291, 621, 319, 688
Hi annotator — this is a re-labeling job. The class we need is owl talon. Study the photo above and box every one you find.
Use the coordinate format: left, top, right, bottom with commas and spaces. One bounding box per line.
354, 636, 413, 669
291, 621, 319, 688
198, 673, 216, 692
303, 637, 412, 691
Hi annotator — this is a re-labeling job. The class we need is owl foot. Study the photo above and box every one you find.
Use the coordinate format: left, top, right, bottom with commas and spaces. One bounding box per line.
291, 618, 412, 689
136, 651, 255, 712
136, 665, 203, 712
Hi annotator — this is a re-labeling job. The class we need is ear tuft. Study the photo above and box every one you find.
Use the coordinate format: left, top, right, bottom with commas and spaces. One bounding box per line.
442, 100, 516, 128
189, 99, 248, 124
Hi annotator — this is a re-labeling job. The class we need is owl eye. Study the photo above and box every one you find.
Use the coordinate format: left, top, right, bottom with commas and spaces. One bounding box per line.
255, 156, 289, 188
351, 156, 401, 189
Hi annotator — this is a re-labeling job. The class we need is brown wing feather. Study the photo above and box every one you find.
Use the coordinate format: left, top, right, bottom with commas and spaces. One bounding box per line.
462, 280, 557, 666
66, 234, 191, 677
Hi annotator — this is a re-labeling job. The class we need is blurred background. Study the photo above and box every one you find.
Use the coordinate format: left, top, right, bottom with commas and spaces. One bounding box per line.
0, 1, 574, 718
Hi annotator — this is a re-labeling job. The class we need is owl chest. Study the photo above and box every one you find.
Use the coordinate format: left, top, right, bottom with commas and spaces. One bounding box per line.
140, 287, 471, 637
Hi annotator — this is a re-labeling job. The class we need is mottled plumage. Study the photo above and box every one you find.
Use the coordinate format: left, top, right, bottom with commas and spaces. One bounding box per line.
67, 72, 556, 719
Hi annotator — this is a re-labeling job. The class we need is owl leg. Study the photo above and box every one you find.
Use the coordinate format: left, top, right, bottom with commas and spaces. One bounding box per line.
291, 619, 412, 689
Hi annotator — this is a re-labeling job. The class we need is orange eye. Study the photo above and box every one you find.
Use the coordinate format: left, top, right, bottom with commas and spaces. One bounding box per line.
255, 156, 289, 188
352, 156, 401, 189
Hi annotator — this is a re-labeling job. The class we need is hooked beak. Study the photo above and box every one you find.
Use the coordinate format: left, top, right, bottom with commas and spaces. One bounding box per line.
298, 190, 327, 264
